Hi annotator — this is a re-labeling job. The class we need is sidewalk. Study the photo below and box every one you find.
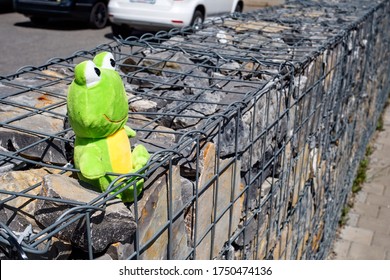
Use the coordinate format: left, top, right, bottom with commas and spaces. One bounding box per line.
330, 104, 390, 260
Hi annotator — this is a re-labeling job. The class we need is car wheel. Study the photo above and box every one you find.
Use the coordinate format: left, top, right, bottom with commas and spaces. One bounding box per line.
190, 10, 204, 30
30, 16, 48, 25
235, 2, 243, 13
89, 2, 108, 29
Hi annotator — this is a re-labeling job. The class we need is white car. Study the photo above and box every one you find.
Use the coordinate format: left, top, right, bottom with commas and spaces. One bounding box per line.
108, 0, 244, 35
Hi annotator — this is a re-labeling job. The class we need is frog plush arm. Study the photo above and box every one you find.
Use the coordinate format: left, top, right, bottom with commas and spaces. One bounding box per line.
124, 125, 137, 138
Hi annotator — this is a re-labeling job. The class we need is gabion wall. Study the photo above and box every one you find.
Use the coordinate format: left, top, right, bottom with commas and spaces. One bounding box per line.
0, 0, 389, 260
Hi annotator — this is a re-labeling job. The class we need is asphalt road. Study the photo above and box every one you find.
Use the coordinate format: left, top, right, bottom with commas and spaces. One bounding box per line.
0, 12, 114, 77
0, 5, 261, 77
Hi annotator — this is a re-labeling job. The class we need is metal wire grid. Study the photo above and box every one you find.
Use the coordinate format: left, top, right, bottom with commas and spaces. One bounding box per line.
0, 0, 389, 259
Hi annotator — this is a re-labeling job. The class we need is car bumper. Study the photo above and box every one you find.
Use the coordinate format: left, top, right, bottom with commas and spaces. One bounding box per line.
14, 0, 93, 19
108, 3, 193, 30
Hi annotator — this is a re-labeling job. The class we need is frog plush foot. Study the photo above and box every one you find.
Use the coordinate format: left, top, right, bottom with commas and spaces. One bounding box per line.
131, 144, 150, 171
115, 177, 144, 203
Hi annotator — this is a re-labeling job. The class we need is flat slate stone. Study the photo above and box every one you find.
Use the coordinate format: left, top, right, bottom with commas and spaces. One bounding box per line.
34, 174, 137, 253
131, 166, 190, 260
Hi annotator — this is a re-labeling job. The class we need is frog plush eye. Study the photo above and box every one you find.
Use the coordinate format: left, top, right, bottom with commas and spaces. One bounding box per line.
84, 61, 101, 87
74, 60, 101, 88
93, 52, 116, 71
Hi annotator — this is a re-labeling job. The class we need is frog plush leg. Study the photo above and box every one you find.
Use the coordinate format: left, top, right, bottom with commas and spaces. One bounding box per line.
124, 125, 136, 138
78, 145, 105, 180
118, 144, 150, 203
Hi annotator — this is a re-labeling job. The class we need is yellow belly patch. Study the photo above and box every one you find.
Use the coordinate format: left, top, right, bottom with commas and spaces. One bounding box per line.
106, 128, 132, 173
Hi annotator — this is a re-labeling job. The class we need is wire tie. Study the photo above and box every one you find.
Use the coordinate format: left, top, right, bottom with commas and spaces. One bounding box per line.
17, 224, 33, 244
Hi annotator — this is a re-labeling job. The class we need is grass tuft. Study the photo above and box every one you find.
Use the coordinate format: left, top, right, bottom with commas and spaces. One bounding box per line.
339, 205, 351, 227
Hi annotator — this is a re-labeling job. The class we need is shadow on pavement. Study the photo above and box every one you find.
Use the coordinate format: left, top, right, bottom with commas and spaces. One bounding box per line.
14, 18, 102, 31
0, 2, 14, 13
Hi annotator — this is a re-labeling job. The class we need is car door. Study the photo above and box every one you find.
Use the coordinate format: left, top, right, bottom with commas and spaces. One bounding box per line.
205, 0, 235, 17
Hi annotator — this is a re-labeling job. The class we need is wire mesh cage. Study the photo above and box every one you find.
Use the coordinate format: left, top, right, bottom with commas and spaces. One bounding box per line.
1, 0, 389, 260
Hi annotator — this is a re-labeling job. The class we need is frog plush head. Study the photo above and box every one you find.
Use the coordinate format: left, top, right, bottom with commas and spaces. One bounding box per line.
67, 52, 149, 203
67, 52, 129, 138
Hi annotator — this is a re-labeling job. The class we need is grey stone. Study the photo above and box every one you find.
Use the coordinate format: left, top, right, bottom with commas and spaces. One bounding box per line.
234, 213, 268, 248
0, 127, 67, 165
0, 90, 64, 111
0, 83, 22, 99
26, 239, 73, 260
216, 30, 233, 44
181, 69, 210, 90
0, 207, 32, 234
219, 79, 261, 102
0, 206, 44, 260
190, 91, 224, 116
180, 176, 194, 207
131, 166, 190, 260
238, 33, 271, 51
241, 149, 275, 210
0, 78, 47, 99
240, 89, 284, 171
34, 174, 137, 253
185, 142, 243, 259
0, 168, 52, 226
0, 171, 73, 260
220, 61, 240, 75
119, 56, 141, 74
209, 86, 287, 172
41, 67, 73, 80
0, 146, 26, 173
105, 242, 135, 260
161, 36, 186, 47
0, 99, 68, 164
187, 54, 218, 69
129, 72, 183, 90
156, 89, 224, 130
126, 115, 177, 154
129, 98, 158, 113
140, 51, 174, 75
171, 109, 204, 129
141, 52, 208, 91
212, 115, 250, 158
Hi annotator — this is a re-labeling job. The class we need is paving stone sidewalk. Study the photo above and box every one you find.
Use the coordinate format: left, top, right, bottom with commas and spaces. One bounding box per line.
330, 104, 390, 260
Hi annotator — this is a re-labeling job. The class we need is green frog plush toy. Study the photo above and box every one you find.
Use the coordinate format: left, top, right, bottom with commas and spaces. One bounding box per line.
67, 52, 150, 202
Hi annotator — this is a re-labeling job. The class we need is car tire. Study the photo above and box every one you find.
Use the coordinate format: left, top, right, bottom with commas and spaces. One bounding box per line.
235, 2, 243, 13
89, 2, 108, 29
30, 16, 48, 25
190, 10, 204, 30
